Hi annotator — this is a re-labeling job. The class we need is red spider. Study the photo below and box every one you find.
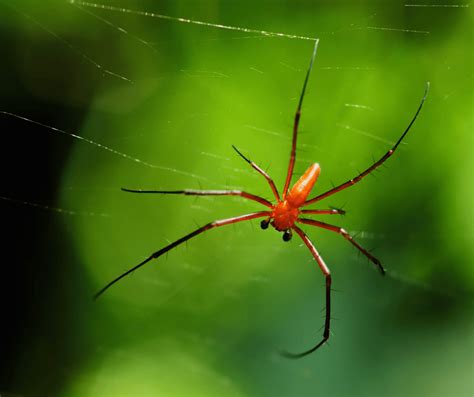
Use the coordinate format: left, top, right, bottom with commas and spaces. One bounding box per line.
95, 41, 429, 358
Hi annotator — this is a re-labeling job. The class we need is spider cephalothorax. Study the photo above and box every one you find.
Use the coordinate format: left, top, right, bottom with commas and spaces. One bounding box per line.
95, 40, 429, 358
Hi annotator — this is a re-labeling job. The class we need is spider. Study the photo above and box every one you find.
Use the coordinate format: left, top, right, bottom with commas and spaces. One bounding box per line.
95, 41, 429, 358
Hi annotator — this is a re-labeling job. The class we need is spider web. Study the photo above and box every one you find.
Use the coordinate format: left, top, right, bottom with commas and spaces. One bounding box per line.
0, 1, 473, 397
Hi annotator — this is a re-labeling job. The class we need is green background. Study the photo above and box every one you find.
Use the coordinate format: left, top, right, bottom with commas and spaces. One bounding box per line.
1, 0, 472, 396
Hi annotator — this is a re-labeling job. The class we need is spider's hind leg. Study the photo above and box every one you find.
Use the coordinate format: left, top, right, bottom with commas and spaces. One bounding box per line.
298, 218, 385, 275
280, 225, 332, 359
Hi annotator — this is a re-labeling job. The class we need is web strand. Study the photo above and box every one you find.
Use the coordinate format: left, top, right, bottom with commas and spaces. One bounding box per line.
69, 0, 319, 42
72, 3, 158, 53
366, 26, 430, 34
3, 2, 132, 82
0, 195, 110, 217
404, 3, 469, 7
0, 111, 211, 182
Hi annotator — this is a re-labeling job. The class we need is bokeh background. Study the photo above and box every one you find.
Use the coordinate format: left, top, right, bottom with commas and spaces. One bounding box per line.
0, 0, 472, 396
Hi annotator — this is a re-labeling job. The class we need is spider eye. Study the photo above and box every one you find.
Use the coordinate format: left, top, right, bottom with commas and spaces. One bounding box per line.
282, 230, 292, 242
260, 220, 270, 230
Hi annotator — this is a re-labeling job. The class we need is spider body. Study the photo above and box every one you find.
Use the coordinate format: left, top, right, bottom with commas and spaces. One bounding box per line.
95, 41, 429, 359
271, 163, 320, 233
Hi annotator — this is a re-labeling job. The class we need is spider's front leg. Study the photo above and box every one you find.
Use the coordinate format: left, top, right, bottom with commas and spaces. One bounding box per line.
282, 40, 319, 199
281, 225, 332, 359
232, 145, 281, 202
303, 82, 430, 207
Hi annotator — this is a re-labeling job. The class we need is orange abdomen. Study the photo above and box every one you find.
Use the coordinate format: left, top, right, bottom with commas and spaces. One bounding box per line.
286, 163, 320, 208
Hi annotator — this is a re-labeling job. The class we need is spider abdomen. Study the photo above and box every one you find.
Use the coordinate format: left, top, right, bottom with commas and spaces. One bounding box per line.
286, 163, 320, 207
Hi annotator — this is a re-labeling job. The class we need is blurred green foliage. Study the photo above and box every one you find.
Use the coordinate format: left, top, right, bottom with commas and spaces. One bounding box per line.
2, 0, 473, 396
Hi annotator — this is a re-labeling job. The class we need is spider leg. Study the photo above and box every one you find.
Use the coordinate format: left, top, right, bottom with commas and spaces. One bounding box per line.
300, 209, 346, 215
94, 211, 270, 300
298, 218, 385, 275
232, 145, 281, 202
281, 225, 331, 359
303, 82, 430, 206
121, 188, 273, 208
282, 40, 319, 199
